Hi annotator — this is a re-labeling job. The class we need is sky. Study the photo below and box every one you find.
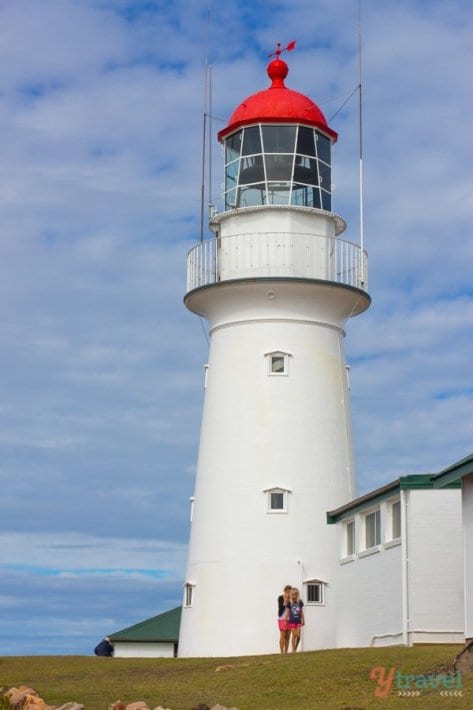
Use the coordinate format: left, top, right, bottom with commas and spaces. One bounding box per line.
0, 0, 472, 655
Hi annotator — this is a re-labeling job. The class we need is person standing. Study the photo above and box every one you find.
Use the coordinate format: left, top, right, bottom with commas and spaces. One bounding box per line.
277, 584, 292, 653
287, 587, 304, 652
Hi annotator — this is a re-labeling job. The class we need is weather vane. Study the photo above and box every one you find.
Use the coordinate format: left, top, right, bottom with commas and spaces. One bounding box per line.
268, 40, 296, 59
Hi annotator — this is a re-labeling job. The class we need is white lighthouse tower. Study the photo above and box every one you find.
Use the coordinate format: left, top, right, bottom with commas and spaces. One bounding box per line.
179, 46, 370, 657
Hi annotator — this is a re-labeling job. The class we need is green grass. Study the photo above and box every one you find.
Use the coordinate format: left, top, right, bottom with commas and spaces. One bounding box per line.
0, 646, 471, 710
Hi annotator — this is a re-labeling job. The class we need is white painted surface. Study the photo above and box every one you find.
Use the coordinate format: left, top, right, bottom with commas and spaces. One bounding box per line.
179, 205, 369, 657
112, 641, 175, 658
407, 489, 464, 643
463, 474, 473, 639
334, 507, 403, 648
332, 489, 464, 648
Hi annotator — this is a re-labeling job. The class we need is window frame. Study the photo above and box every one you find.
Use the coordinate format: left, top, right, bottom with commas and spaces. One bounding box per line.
363, 507, 381, 550
345, 518, 355, 557
184, 583, 195, 608
304, 580, 325, 606
390, 498, 401, 541
265, 351, 291, 377
223, 123, 333, 211
264, 486, 290, 514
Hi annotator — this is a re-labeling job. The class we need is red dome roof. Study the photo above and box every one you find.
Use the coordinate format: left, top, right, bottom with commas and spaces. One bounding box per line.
218, 58, 337, 143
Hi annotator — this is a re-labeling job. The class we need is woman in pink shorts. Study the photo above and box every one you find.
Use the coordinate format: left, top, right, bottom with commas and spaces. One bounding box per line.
277, 584, 292, 653
287, 587, 305, 652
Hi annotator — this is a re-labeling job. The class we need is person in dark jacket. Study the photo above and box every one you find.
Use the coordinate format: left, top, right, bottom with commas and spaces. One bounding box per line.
277, 584, 292, 653
94, 637, 113, 656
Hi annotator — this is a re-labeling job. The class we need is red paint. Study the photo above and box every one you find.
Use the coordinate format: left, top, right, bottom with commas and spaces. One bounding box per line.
218, 58, 337, 143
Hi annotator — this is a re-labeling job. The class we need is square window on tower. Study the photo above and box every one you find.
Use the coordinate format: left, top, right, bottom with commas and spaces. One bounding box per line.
264, 487, 291, 513
266, 351, 291, 376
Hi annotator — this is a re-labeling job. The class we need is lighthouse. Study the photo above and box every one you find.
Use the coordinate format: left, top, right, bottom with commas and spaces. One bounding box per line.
178, 46, 370, 657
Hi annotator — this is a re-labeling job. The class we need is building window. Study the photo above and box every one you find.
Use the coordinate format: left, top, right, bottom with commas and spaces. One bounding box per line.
266, 351, 290, 376
365, 509, 381, 548
345, 520, 355, 556
304, 581, 324, 605
264, 487, 290, 513
270, 491, 285, 510
184, 583, 194, 607
391, 500, 401, 539
271, 354, 285, 374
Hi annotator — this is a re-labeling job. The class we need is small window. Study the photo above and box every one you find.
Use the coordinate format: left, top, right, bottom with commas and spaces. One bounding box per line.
265, 487, 289, 513
345, 520, 355, 556
365, 509, 381, 548
305, 581, 324, 605
271, 355, 285, 373
184, 583, 194, 607
392, 500, 401, 540
270, 491, 284, 510
266, 351, 290, 376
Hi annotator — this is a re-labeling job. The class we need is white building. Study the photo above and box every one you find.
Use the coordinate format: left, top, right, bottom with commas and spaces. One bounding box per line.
108, 49, 467, 658
109, 607, 181, 658
329, 474, 464, 648
433, 453, 473, 642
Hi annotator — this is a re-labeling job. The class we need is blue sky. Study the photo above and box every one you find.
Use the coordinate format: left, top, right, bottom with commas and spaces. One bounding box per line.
0, 0, 472, 655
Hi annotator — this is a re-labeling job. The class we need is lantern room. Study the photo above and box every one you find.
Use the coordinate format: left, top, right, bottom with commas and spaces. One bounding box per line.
218, 54, 338, 212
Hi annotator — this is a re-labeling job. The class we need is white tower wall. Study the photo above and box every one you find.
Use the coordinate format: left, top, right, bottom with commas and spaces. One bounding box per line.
179, 217, 369, 656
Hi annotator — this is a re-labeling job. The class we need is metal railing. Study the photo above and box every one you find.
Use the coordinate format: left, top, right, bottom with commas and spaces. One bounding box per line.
186, 232, 368, 293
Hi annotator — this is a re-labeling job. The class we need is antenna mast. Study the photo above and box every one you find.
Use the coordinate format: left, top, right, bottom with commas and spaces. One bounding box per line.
200, 5, 211, 242
358, 0, 365, 285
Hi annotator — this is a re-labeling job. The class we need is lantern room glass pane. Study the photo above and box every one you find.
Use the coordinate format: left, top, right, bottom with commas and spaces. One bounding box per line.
291, 184, 322, 208
225, 159, 239, 189
294, 155, 319, 185
267, 183, 291, 205
296, 126, 316, 156
262, 125, 296, 153
226, 131, 242, 162
225, 188, 237, 210
321, 190, 331, 211
237, 183, 266, 207
316, 132, 331, 164
239, 155, 264, 184
265, 154, 293, 181
241, 125, 262, 155
319, 162, 331, 189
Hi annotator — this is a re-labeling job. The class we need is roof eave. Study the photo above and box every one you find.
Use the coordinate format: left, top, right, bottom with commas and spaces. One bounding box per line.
433, 452, 473, 488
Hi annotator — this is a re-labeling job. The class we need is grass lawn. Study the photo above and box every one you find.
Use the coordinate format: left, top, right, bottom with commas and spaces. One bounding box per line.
0, 645, 471, 710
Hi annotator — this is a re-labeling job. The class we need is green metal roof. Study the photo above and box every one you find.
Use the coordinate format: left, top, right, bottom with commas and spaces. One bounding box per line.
109, 606, 181, 643
432, 452, 473, 488
326, 473, 461, 524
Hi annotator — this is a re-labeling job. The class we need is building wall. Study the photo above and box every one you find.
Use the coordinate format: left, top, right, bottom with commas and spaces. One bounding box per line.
334, 498, 403, 647
408, 489, 464, 644
180, 268, 367, 656
463, 474, 473, 639
112, 641, 175, 658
